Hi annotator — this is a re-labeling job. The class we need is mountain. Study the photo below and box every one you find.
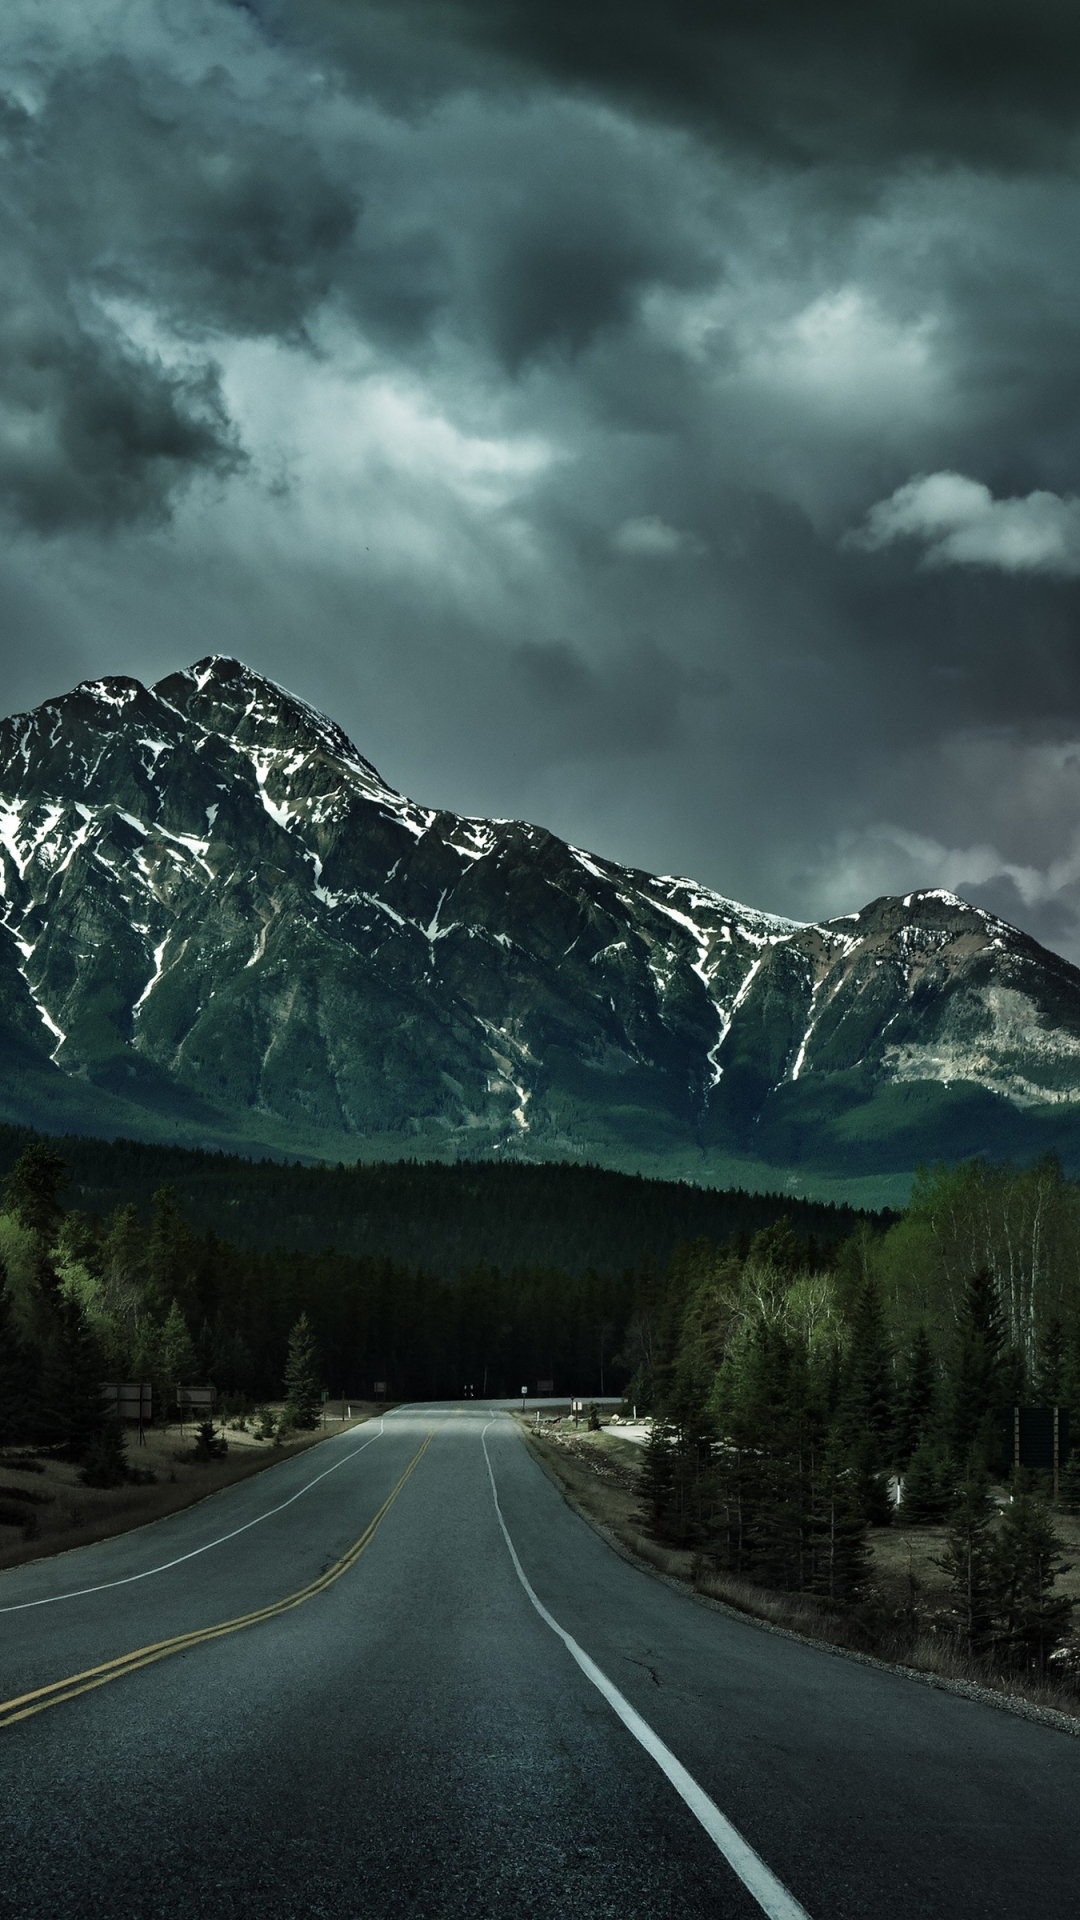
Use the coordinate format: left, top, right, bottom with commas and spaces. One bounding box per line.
1, 654, 1079, 1203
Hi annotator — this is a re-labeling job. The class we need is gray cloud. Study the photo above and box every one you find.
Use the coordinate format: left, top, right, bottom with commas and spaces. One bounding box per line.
281, 0, 1080, 170
846, 472, 1080, 575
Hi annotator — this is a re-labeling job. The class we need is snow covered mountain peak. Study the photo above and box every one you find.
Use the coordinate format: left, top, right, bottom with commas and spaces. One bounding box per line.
0, 659, 1078, 1178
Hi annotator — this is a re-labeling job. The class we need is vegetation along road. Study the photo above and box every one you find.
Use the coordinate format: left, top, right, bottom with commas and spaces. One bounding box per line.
2, 1406, 1079, 1918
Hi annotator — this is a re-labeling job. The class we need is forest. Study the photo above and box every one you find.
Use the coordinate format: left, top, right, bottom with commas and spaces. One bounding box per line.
634, 1155, 1080, 1674
0, 1124, 866, 1276
3, 1135, 1080, 1674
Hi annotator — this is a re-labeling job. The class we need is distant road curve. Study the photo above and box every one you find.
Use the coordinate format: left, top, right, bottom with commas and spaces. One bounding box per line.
1, 1406, 1079, 1919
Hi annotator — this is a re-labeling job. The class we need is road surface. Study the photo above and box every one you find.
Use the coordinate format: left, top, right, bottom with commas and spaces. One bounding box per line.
1, 1405, 1078, 1918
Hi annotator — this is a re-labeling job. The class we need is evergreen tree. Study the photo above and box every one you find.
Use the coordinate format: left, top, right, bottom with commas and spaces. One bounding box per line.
79, 1412, 130, 1488
192, 1418, 228, 1461
989, 1492, 1073, 1674
839, 1277, 894, 1464
0, 1268, 40, 1445
900, 1438, 952, 1525
809, 1437, 871, 1606
662, 1328, 719, 1548
639, 1417, 678, 1542
936, 1472, 997, 1658
850, 1431, 894, 1527
39, 1296, 112, 1464
729, 1320, 818, 1591
159, 1299, 197, 1389
1058, 1444, 1080, 1514
894, 1326, 937, 1470
147, 1186, 195, 1322
4, 1143, 69, 1249
949, 1269, 1008, 1470
282, 1312, 321, 1429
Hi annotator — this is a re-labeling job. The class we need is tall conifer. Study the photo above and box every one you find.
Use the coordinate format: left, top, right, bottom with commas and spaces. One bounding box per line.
283, 1312, 321, 1429
894, 1326, 937, 1469
950, 1269, 1007, 1470
937, 1472, 996, 1657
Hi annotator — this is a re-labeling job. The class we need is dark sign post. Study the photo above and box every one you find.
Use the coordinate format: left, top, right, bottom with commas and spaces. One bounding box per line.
373, 1381, 387, 1405
101, 1382, 153, 1444
537, 1379, 554, 1395
176, 1385, 215, 1437
521, 1384, 527, 1413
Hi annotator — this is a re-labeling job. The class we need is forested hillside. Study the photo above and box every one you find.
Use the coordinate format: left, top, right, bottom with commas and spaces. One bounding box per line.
0, 1126, 866, 1276
0, 1136, 865, 1421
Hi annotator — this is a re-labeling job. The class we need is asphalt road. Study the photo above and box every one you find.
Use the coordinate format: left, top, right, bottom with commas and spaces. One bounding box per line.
2, 1406, 1080, 1918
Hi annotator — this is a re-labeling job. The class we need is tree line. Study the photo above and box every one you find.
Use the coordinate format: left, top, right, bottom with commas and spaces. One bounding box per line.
5, 1134, 1080, 1679
635, 1159, 1080, 1676
0, 1124, 870, 1276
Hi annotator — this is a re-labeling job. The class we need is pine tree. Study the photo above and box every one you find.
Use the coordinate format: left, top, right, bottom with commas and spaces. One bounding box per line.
4, 1144, 69, 1248
900, 1438, 951, 1525
282, 1312, 321, 1429
851, 1431, 894, 1527
1058, 1446, 1080, 1515
0, 1268, 40, 1445
949, 1269, 1008, 1471
40, 1296, 112, 1464
809, 1437, 871, 1607
894, 1326, 937, 1470
159, 1299, 197, 1393
989, 1492, 1073, 1674
639, 1417, 678, 1542
79, 1412, 130, 1488
839, 1277, 894, 1464
936, 1472, 997, 1657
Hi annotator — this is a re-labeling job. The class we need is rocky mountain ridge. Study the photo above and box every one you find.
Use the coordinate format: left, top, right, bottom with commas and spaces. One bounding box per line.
0, 655, 1078, 1193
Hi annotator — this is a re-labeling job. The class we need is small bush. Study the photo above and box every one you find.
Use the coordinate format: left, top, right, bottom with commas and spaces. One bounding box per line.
192, 1420, 228, 1462
79, 1422, 130, 1489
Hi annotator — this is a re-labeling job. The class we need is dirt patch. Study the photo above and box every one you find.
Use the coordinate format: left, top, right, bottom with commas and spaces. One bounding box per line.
0, 1404, 383, 1575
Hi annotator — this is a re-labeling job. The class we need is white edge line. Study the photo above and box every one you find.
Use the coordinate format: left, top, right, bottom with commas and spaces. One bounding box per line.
481, 1416, 812, 1920
0, 1420, 387, 1614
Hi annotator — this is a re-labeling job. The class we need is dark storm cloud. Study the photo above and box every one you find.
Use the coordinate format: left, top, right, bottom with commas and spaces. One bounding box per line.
0, 33, 360, 528
6, 0, 1080, 963
25, 59, 359, 337
283, 0, 1080, 169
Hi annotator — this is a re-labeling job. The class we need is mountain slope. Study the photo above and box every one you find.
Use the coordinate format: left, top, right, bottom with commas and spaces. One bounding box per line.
1, 655, 1079, 1196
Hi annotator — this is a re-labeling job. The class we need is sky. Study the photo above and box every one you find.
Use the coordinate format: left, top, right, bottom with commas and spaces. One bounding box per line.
4, 2, 1080, 955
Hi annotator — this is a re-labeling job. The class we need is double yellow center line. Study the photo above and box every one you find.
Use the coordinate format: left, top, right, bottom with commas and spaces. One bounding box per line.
0, 1428, 434, 1733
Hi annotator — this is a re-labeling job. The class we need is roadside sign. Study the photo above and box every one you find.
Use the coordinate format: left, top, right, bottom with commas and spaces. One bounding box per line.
101, 1382, 152, 1423
374, 1380, 388, 1397
176, 1386, 215, 1410
537, 1379, 554, 1394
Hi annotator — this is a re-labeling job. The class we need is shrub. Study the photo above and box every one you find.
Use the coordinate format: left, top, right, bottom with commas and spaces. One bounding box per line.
192, 1420, 228, 1462
78, 1419, 130, 1489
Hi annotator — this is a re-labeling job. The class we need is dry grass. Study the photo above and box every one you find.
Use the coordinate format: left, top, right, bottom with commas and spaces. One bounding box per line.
0, 1404, 381, 1575
523, 1419, 1080, 1726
